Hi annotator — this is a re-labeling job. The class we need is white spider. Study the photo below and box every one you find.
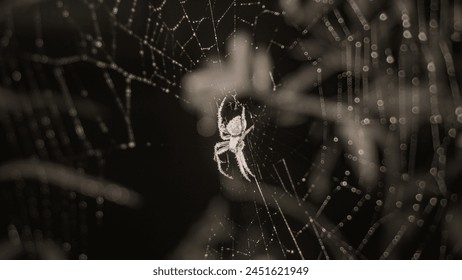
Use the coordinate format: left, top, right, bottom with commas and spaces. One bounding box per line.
214, 97, 255, 181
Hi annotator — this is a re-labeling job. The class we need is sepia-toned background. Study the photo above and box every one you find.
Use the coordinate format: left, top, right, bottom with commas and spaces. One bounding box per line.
0, 0, 461, 260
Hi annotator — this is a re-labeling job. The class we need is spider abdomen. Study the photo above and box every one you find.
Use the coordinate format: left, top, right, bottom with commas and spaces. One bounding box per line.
226, 116, 243, 136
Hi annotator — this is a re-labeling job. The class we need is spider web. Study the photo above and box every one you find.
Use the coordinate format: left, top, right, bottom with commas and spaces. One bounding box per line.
0, 0, 462, 260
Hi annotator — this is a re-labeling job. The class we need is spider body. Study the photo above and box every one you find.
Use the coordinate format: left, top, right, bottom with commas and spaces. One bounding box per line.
225, 116, 244, 152
214, 97, 254, 181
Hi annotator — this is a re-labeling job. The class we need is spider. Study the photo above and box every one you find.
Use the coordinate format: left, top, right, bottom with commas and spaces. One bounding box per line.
214, 97, 255, 181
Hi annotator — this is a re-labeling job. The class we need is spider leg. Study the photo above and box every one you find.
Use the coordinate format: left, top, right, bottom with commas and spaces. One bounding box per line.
241, 106, 247, 131
241, 125, 254, 139
214, 141, 233, 179
219, 127, 231, 140
241, 153, 255, 178
235, 149, 253, 181
217, 97, 231, 140
236, 145, 255, 181
213, 141, 228, 163
217, 97, 226, 128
